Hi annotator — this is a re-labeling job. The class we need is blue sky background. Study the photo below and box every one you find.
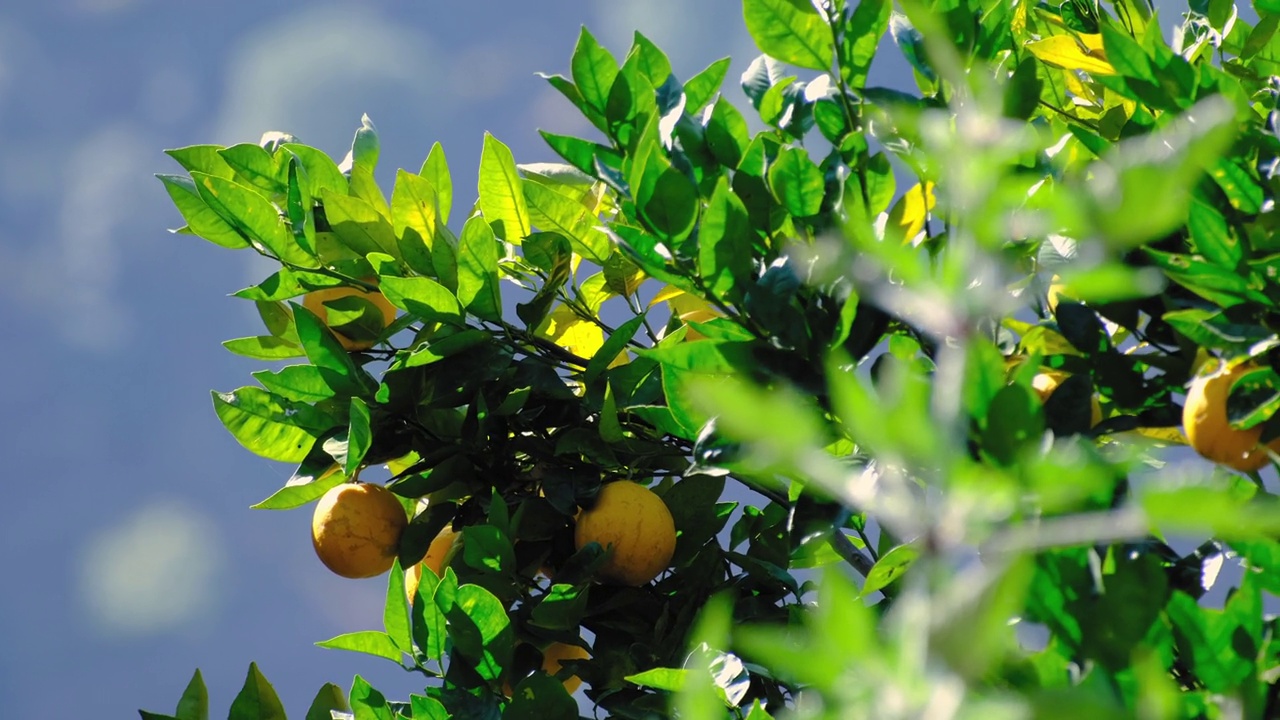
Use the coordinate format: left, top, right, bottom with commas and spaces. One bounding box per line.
0, 1, 1204, 718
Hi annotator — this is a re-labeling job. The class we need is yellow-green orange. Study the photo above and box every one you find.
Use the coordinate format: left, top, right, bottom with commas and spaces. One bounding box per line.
574, 481, 676, 586
311, 482, 408, 578
1031, 371, 1103, 428
1184, 362, 1280, 472
503, 642, 590, 697
302, 282, 397, 351
404, 526, 460, 600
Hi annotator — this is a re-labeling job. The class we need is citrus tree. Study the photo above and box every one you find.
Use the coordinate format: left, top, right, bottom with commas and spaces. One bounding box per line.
145, 0, 1280, 718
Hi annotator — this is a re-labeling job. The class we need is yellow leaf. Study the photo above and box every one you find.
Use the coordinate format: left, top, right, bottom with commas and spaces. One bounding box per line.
538, 305, 604, 360
649, 284, 684, 307
1025, 34, 1116, 76
888, 182, 936, 243
1062, 69, 1098, 105
1133, 426, 1189, 445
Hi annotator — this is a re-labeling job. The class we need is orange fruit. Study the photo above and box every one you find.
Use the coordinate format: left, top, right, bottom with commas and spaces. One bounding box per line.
311, 482, 408, 578
301, 281, 397, 351
574, 481, 676, 586
404, 525, 460, 601
1184, 362, 1280, 472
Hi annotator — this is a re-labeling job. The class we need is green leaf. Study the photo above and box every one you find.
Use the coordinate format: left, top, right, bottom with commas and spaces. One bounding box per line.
860, 543, 920, 597
1210, 157, 1265, 214
219, 143, 286, 194
571, 26, 619, 113
640, 166, 699, 242
412, 564, 454, 664
705, 97, 751, 168
889, 13, 937, 82
285, 159, 318, 261
251, 465, 345, 510
212, 387, 324, 463
292, 302, 378, 397
864, 152, 896, 215
158, 175, 250, 249
446, 584, 514, 682
503, 673, 578, 720
192, 172, 316, 267
840, 0, 891, 88
384, 561, 412, 653
631, 31, 672, 86
478, 132, 532, 242
700, 178, 753, 303
539, 131, 623, 178
530, 583, 590, 631
743, 0, 836, 71
346, 115, 388, 210
1147, 249, 1269, 308
349, 675, 396, 720
322, 190, 401, 260
281, 143, 348, 199
461, 524, 517, 574
391, 170, 444, 276
768, 146, 825, 217
420, 141, 453, 225
523, 181, 610, 262
303, 683, 349, 720
606, 54, 658, 149
585, 315, 645, 392
165, 144, 234, 178
1163, 308, 1275, 357
344, 397, 373, 475
227, 663, 287, 720
175, 669, 208, 720
379, 276, 464, 326
253, 365, 337, 403
684, 57, 732, 112
316, 631, 404, 663
408, 695, 449, 720
222, 336, 306, 361
456, 215, 503, 322
1226, 365, 1280, 430
1100, 23, 1156, 83
400, 329, 490, 369
626, 667, 689, 692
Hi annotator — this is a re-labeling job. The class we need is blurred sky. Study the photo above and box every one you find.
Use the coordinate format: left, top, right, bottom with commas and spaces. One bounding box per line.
0, 0, 1208, 718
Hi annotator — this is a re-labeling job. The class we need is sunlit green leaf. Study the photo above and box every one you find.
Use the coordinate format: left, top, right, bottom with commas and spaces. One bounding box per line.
227, 663, 287, 720
479, 132, 532, 242
743, 0, 836, 71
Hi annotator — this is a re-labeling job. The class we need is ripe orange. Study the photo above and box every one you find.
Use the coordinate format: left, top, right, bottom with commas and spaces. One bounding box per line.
574, 481, 676, 586
301, 282, 397, 351
1031, 371, 1103, 428
503, 641, 590, 697
311, 482, 408, 578
1184, 362, 1280, 472
404, 525, 460, 601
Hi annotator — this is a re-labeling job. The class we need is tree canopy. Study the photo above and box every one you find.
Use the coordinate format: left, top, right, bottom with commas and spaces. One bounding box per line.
146, 0, 1280, 718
